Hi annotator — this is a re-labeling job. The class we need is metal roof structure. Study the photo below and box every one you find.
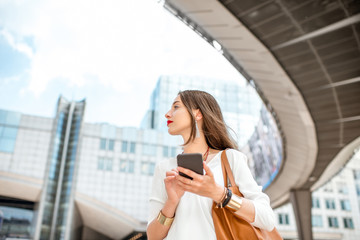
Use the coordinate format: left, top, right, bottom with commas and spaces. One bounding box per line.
164, 0, 360, 207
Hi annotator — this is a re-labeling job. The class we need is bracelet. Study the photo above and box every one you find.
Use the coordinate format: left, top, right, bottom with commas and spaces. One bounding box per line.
216, 187, 227, 206
226, 194, 243, 211
221, 188, 232, 208
156, 210, 174, 226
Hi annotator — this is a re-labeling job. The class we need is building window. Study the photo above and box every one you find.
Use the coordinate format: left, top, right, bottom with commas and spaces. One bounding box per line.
130, 142, 136, 153
353, 170, 360, 180
340, 199, 351, 211
312, 197, 320, 208
121, 141, 128, 152
325, 199, 336, 209
100, 138, 107, 150
143, 144, 157, 156
328, 217, 339, 228
100, 138, 115, 151
141, 162, 156, 176
171, 147, 177, 157
343, 218, 354, 229
98, 157, 113, 171
323, 184, 333, 192
108, 139, 115, 151
278, 214, 289, 225
337, 182, 348, 194
0, 126, 18, 153
121, 141, 136, 153
119, 159, 135, 173
119, 159, 127, 172
128, 160, 135, 173
356, 184, 360, 196
162, 146, 178, 157
312, 215, 323, 227
163, 146, 169, 157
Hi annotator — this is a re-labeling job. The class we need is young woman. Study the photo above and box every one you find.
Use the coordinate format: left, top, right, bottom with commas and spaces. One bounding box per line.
147, 90, 275, 239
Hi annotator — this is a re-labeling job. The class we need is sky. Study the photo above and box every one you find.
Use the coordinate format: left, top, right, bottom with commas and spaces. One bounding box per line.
0, 0, 247, 127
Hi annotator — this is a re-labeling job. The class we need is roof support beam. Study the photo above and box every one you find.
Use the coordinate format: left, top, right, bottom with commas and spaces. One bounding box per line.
272, 13, 360, 50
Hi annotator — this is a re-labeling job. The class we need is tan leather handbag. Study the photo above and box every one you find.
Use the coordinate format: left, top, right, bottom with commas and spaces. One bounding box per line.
212, 150, 283, 240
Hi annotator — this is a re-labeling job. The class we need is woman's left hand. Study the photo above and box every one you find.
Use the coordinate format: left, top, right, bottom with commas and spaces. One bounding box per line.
176, 162, 224, 203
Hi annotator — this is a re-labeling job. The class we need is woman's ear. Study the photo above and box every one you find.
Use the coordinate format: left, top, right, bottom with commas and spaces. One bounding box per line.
193, 109, 203, 121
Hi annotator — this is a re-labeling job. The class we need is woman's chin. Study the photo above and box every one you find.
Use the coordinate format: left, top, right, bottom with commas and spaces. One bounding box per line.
167, 129, 178, 136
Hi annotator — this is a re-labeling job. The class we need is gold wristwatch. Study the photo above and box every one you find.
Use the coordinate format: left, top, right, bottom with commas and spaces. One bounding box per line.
157, 211, 174, 226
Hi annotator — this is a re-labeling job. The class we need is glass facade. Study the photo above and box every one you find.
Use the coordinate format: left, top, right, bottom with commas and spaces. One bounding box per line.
0, 206, 34, 239
39, 97, 85, 240
0, 110, 20, 153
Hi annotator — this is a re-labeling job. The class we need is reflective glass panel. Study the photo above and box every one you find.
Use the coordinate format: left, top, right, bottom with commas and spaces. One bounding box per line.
141, 162, 149, 175
128, 161, 135, 173
0, 138, 16, 152
312, 215, 323, 227
340, 200, 351, 211
163, 146, 169, 157
2, 126, 17, 138
100, 138, 107, 150
0, 206, 34, 239
108, 140, 115, 151
121, 141, 128, 152
130, 142, 136, 153
119, 159, 127, 172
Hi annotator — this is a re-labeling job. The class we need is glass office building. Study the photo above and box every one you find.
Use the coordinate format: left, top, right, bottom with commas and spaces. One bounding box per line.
141, 75, 263, 148
0, 75, 283, 239
0, 96, 181, 239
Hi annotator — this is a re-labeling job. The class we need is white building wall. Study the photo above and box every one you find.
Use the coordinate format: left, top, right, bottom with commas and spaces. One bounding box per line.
76, 124, 182, 222
0, 114, 53, 180
274, 150, 360, 240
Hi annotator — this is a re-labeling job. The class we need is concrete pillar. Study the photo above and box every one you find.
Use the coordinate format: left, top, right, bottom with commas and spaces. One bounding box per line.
290, 189, 313, 240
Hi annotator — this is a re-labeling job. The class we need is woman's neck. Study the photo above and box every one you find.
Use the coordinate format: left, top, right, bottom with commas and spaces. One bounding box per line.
182, 135, 208, 154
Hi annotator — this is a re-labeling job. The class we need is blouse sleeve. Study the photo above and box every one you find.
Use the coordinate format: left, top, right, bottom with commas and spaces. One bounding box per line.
226, 149, 276, 231
147, 162, 167, 226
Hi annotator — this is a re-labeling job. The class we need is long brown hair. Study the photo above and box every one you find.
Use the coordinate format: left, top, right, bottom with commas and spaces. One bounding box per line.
178, 90, 238, 150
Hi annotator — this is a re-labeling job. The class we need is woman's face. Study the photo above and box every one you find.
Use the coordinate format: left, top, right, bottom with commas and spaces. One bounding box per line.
165, 95, 192, 136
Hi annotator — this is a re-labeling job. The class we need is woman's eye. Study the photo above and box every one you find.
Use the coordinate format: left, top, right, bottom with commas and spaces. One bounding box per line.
174, 105, 179, 109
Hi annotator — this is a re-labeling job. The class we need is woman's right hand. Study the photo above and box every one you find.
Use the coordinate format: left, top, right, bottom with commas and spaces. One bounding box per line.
164, 169, 185, 204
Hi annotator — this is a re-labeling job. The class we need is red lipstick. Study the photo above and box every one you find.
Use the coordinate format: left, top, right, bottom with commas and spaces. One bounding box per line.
167, 120, 173, 126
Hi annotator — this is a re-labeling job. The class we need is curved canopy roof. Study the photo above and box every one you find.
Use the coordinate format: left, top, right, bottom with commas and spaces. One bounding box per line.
164, 0, 360, 207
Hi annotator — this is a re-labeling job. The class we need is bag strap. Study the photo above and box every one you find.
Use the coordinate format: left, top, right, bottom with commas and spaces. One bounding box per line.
221, 150, 236, 188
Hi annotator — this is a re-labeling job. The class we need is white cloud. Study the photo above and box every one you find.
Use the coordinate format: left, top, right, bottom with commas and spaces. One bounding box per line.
0, 0, 247, 125
1, 0, 243, 94
0, 29, 34, 58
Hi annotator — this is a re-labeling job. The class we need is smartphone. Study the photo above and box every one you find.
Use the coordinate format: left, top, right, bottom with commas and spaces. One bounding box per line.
177, 153, 203, 180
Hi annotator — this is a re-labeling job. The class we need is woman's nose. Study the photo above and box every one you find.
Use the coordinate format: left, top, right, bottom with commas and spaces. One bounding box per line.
165, 110, 171, 119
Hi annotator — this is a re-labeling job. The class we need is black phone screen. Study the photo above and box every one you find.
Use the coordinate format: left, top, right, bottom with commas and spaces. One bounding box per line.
177, 153, 203, 180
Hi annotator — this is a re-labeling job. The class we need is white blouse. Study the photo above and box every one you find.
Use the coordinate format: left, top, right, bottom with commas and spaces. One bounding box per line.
147, 149, 275, 239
